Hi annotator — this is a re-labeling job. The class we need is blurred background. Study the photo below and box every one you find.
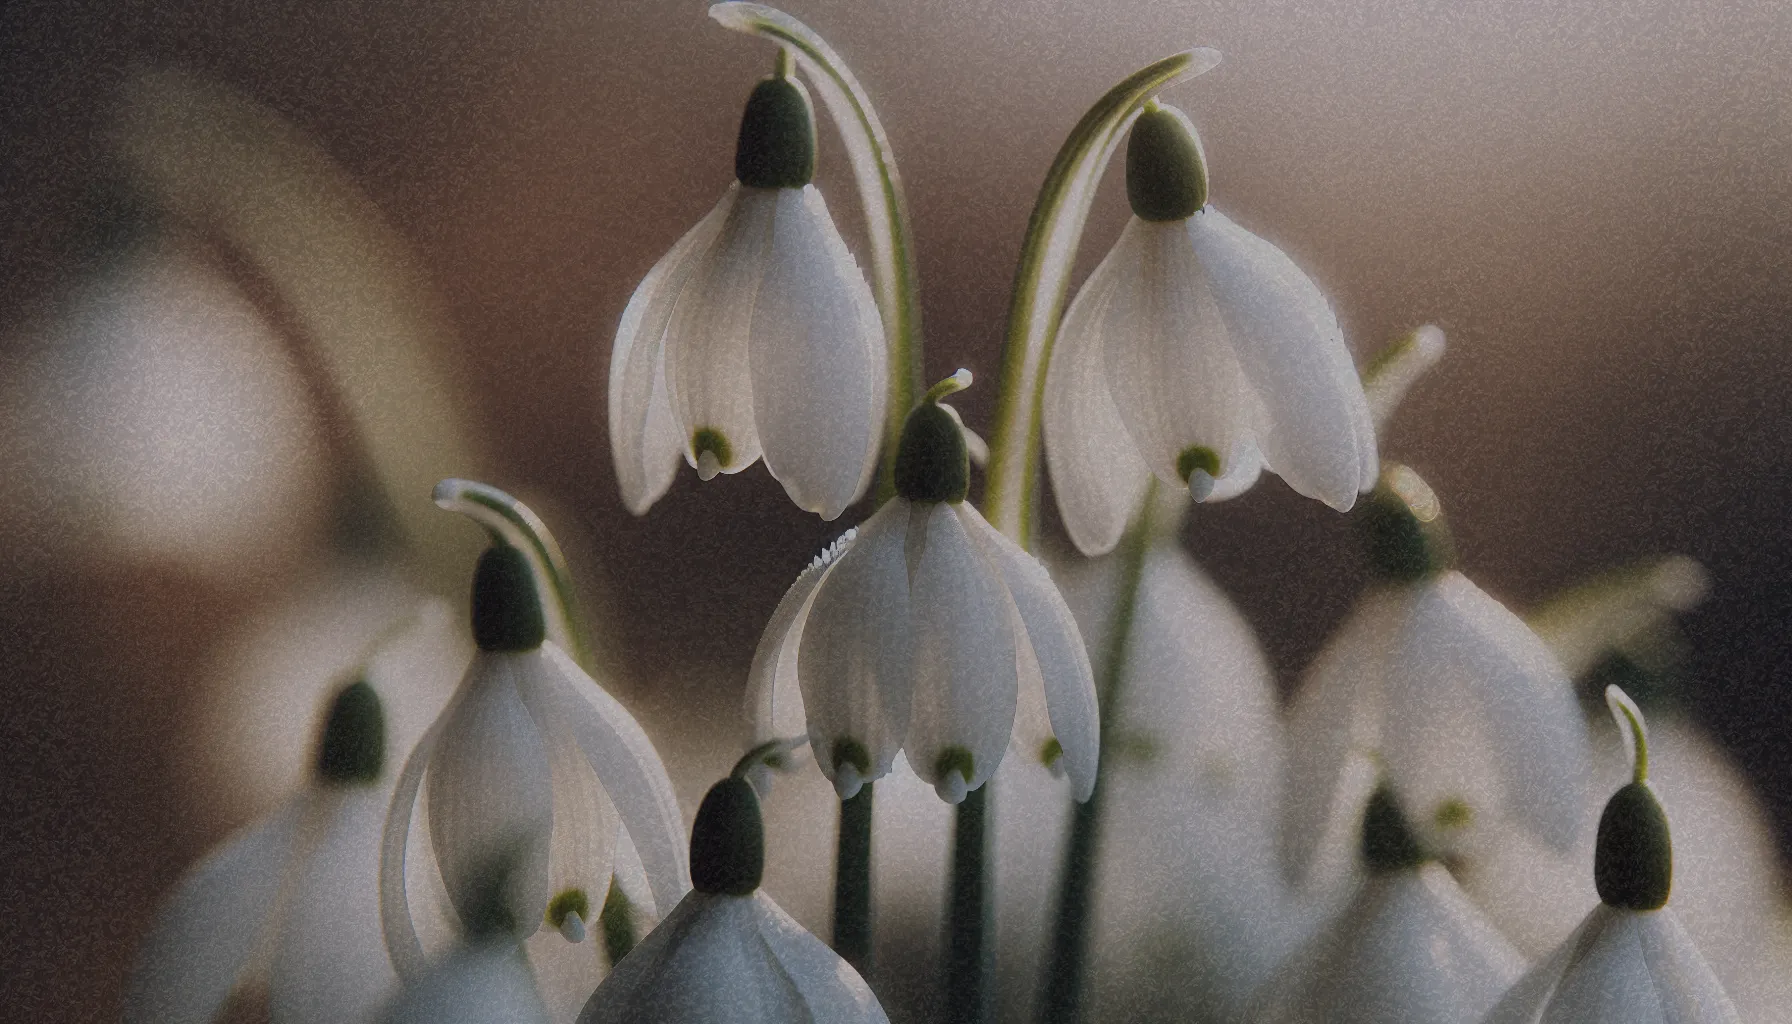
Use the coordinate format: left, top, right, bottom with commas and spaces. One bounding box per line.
2, 1, 1788, 1021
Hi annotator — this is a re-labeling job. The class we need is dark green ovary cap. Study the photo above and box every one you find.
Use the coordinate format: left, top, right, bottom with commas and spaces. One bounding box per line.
894, 402, 969, 504
1362, 784, 1430, 874
471, 544, 546, 652
1126, 105, 1209, 221
690, 776, 765, 895
735, 76, 816, 189
315, 680, 386, 785
1357, 465, 1455, 583
1595, 780, 1673, 910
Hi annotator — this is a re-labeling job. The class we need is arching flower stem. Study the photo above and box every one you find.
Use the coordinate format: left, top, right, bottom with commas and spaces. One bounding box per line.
982, 49, 1221, 546
709, 2, 926, 503
1037, 480, 1158, 1024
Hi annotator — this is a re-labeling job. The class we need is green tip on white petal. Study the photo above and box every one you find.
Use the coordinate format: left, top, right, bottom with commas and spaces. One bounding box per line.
830, 737, 872, 801
692, 428, 732, 481
547, 889, 590, 943
1605, 683, 1649, 783
934, 747, 976, 804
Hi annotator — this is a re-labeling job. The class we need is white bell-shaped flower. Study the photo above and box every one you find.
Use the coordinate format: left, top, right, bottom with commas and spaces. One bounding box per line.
579, 774, 889, 1024
1282, 465, 1592, 886
1480, 688, 1741, 1024
1043, 102, 1375, 556
609, 63, 884, 520
748, 374, 1099, 804
125, 681, 399, 1024
380, 542, 690, 984
1249, 787, 1525, 1024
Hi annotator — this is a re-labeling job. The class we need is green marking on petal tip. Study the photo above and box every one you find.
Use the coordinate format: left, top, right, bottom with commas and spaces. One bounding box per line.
1039, 737, 1063, 767
1176, 445, 1221, 483
935, 746, 976, 784
832, 737, 872, 776
692, 428, 733, 480
546, 888, 590, 928
1433, 798, 1473, 830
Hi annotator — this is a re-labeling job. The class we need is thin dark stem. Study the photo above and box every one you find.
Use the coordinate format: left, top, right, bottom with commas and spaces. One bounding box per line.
1037, 489, 1157, 1024
833, 782, 875, 973
946, 783, 993, 1024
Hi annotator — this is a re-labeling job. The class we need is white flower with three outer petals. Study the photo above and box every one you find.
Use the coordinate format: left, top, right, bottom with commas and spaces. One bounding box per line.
1043, 104, 1375, 557
125, 683, 398, 1024
381, 545, 690, 986
747, 481, 1098, 803
609, 68, 885, 521
1282, 569, 1594, 886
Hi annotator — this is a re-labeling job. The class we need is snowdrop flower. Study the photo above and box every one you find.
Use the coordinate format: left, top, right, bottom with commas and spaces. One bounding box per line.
609, 52, 885, 519
1282, 464, 1592, 885
1249, 784, 1524, 1024
125, 681, 398, 1024
1480, 688, 1742, 1024
1043, 101, 1375, 556
381, 538, 689, 981
579, 768, 889, 1024
749, 372, 1099, 804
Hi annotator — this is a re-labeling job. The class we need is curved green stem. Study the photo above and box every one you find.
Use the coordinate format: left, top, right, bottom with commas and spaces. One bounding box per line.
982, 50, 1221, 545
1039, 483, 1156, 1024
710, 3, 925, 503
1605, 684, 1650, 783
433, 478, 596, 671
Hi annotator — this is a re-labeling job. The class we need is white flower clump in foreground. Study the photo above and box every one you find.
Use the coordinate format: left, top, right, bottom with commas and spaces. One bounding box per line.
749, 373, 1098, 804
1480, 688, 1741, 1024
1249, 787, 1524, 1024
581, 771, 889, 1023
1044, 101, 1375, 556
381, 540, 689, 983
126, 682, 397, 1024
610, 56, 884, 519
1282, 464, 1592, 888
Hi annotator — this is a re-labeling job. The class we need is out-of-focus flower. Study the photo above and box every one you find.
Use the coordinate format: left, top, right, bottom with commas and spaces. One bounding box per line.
1480, 688, 1741, 1024
579, 773, 889, 1023
125, 681, 398, 1024
1249, 787, 1524, 1024
1043, 102, 1376, 556
748, 376, 1097, 803
381, 541, 689, 983
1282, 465, 1592, 886
610, 59, 884, 519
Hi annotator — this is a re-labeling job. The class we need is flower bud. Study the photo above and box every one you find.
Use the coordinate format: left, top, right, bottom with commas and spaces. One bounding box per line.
314, 679, 385, 785
1595, 780, 1673, 910
1357, 464, 1455, 583
1126, 103, 1209, 221
690, 777, 765, 896
471, 544, 545, 652
735, 73, 817, 189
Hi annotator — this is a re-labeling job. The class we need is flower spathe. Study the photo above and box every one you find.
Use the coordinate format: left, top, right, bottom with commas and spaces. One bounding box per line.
748, 380, 1099, 803
380, 544, 690, 980
1044, 103, 1375, 556
609, 68, 886, 520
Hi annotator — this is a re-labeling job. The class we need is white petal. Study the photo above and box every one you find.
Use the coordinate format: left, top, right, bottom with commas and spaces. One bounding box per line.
1633, 911, 1743, 1024
426, 654, 555, 934
662, 185, 779, 474
610, 188, 737, 514
753, 891, 891, 1022
1280, 588, 1404, 881
1044, 224, 1153, 556
747, 537, 847, 743
1388, 572, 1591, 853
905, 504, 1020, 797
272, 787, 399, 1024
123, 797, 304, 1024
536, 706, 621, 937
381, 939, 552, 1024
526, 644, 692, 919
1541, 909, 1669, 1024
1187, 209, 1377, 508
381, 711, 445, 982
750, 186, 886, 519
797, 500, 915, 784
961, 504, 1099, 800
1480, 907, 1598, 1024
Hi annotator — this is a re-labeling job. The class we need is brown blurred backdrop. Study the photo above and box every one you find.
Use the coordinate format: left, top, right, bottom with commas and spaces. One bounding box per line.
3, 1, 1789, 1021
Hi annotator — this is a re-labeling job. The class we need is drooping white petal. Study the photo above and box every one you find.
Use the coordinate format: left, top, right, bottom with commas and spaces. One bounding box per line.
754, 892, 891, 1022
610, 187, 739, 514
1044, 223, 1153, 556
1281, 588, 1405, 882
272, 787, 399, 1024
380, 939, 551, 1024
426, 654, 555, 934
961, 503, 1098, 800
526, 643, 691, 919
747, 529, 858, 743
123, 798, 305, 1024
381, 712, 445, 982
1386, 572, 1590, 854
1248, 864, 1523, 1024
749, 186, 886, 520
905, 503, 1020, 799
536, 705, 621, 940
1188, 209, 1377, 508
1632, 909, 1742, 1023
797, 499, 915, 788
1102, 218, 1261, 493
662, 185, 780, 475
